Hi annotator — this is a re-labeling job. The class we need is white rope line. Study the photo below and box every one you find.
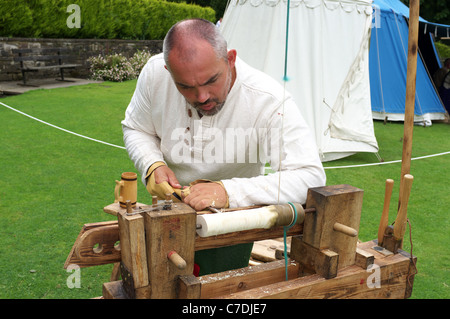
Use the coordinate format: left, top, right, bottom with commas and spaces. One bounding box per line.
0, 101, 126, 150
2, 101, 449, 168
324, 151, 450, 169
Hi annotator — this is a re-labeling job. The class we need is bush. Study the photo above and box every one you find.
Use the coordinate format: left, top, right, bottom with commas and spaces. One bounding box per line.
435, 41, 450, 61
0, 0, 216, 40
88, 50, 152, 82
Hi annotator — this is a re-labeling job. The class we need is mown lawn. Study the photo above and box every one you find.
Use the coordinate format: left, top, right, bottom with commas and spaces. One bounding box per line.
0, 80, 448, 299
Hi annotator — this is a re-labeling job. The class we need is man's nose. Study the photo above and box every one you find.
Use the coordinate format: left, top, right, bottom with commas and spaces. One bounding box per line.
196, 87, 210, 103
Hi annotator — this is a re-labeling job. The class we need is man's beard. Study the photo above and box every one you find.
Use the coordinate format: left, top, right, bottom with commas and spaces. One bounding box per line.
191, 98, 225, 116
188, 68, 232, 117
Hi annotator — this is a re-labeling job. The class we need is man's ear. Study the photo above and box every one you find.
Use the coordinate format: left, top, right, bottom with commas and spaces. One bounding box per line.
227, 49, 237, 68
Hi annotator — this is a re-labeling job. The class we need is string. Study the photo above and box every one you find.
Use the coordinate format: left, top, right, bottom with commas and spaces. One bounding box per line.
277, 0, 291, 203
283, 0, 291, 82
284, 202, 298, 281
280, 1, 292, 282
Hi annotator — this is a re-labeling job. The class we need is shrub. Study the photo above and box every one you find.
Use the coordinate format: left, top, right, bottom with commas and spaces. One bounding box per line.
435, 41, 450, 62
88, 50, 152, 82
0, 0, 216, 40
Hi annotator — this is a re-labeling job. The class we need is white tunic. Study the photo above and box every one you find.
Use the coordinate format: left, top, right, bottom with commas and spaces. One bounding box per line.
122, 53, 326, 207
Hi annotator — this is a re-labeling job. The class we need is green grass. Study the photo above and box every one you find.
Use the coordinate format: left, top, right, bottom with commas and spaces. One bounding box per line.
0, 81, 449, 299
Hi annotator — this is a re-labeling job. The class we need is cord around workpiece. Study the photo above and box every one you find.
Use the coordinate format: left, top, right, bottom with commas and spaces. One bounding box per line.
284, 202, 298, 281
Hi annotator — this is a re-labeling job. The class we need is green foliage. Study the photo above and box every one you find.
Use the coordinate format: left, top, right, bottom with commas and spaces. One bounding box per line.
400, 0, 450, 25
168, 0, 226, 20
0, 0, 216, 40
0, 0, 33, 37
435, 41, 450, 61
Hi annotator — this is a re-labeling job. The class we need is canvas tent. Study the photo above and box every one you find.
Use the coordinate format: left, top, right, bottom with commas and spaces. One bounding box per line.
221, 0, 379, 162
370, 0, 449, 123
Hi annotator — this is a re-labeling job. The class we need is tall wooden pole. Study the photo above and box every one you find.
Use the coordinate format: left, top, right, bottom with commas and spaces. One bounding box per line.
398, 0, 419, 207
395, 0, 419, 246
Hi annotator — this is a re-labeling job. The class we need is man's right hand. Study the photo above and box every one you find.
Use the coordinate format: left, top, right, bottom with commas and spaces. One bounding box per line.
153, 165, 181, 189
146, 163, 182, 200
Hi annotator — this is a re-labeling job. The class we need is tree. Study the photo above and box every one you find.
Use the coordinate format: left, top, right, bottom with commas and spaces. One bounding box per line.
167, 0, 226, 21
400, 0, 450, 25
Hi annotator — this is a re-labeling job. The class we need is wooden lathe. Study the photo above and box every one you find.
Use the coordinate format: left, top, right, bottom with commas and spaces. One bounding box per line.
64, 183, 417, 299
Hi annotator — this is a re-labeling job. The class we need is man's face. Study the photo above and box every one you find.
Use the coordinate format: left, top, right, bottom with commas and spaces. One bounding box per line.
167, 42, 236, 116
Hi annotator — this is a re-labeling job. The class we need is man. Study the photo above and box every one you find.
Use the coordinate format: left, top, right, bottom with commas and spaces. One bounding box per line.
433, 58, 450, 112
433, 58, 450, 90
122, 19, 326, 275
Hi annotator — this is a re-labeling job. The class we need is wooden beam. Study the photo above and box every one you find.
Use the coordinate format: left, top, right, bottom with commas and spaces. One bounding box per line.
218, 241, 416, 299
64, 218, 302, 269
196, 259, 300, 299
64, 221, 120, 269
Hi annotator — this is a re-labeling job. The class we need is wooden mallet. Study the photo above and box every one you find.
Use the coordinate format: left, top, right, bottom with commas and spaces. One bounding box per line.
378, 179, 394, 246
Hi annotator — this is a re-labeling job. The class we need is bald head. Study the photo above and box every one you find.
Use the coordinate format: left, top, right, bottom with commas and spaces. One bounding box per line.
163, 19, 228, 71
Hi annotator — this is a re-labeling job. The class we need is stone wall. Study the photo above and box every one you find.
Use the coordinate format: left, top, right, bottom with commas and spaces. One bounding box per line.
0, 37, 163, 82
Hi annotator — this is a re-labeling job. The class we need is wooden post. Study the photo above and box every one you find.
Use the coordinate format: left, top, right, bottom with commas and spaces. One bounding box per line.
144, 203, 197, 298
305, 185, 363, 268
117, 211, 149, 298
291, 185, 363, 278
398, 0, 419, 206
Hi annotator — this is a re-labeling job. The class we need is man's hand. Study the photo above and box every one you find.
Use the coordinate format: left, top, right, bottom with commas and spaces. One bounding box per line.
146, 164, 182, 200
183, 182, 227, 211
153, 165, 181, 189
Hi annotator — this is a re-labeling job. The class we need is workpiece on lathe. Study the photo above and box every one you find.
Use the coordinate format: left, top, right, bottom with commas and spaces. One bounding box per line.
195, 203, 304, 237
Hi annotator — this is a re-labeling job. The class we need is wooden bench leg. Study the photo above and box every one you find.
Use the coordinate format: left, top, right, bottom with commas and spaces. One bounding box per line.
19, 70, 39, 87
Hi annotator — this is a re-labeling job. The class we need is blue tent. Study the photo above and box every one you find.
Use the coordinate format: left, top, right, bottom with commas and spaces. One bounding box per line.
369, 0, 448, 123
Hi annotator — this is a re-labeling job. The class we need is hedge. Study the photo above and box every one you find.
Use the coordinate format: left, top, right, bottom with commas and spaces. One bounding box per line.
0, 0, 216, 40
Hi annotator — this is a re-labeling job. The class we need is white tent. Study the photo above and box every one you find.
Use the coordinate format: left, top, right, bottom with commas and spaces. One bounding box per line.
221, 0, 378, 162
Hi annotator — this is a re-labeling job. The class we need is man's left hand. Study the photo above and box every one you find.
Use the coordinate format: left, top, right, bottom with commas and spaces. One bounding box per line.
182, 182, 228, 211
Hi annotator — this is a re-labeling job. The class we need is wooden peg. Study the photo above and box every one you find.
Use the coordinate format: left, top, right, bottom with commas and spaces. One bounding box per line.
126, 200, 133, 215
333, 222, 358, 237
167, 250, 187, 270
378, 179, 394, 245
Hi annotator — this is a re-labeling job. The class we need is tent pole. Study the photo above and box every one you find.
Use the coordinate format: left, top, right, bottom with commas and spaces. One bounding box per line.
396, 0, 420, 245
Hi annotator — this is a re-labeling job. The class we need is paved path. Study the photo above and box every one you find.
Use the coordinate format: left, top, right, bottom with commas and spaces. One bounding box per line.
0, 77, 103, 97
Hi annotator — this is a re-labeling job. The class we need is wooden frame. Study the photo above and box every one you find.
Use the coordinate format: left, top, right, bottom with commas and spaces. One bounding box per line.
65, 184, 416, 299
